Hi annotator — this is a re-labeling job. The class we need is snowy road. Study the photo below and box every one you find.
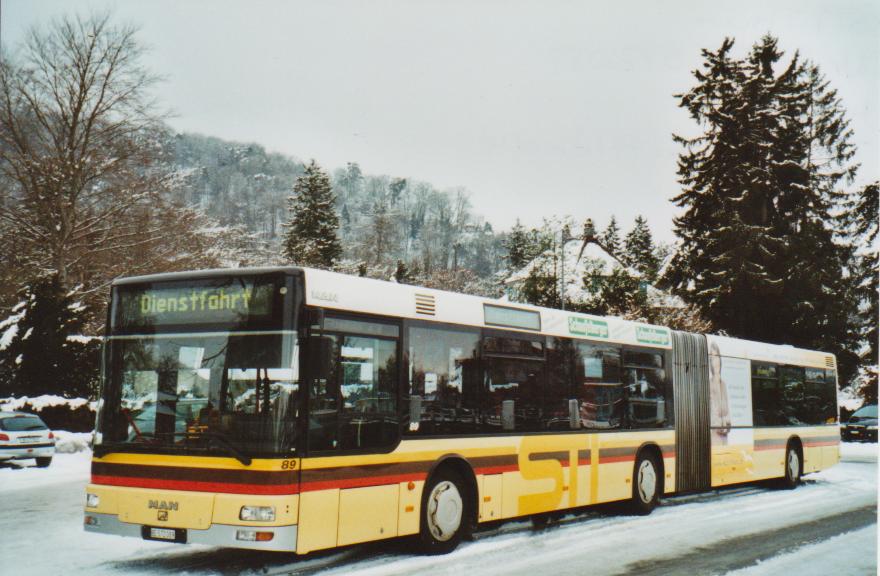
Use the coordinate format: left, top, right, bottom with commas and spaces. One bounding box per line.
1, 444, 876, 576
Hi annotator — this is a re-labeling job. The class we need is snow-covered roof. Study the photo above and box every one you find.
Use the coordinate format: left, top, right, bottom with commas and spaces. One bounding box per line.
505, 239, 683, 308
506, 240, 637, 286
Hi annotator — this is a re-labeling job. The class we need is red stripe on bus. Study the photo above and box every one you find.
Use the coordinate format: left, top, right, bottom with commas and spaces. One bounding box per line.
754, 444, 786, 451
804, 441, 839, 447
91, 475, 299, 495
474, 465, 519, 475
598, 455, 635, 464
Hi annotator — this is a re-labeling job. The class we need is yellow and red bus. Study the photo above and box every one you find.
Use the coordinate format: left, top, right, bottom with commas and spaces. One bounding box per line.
84, 267, 840, 553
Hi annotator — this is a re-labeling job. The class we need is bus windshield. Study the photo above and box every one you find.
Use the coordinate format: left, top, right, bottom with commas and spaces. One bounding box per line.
97, 273, 300, 458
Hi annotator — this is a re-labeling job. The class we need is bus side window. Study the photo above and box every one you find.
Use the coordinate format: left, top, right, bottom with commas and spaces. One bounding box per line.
780, 366, 806, 425
575, 343, 623, 429
823, 370, 838, 424
406, 326, 480, 436
544, 338, 577, 430
622, 349, 666, 429
306, 335, 340, 451
804, 367, 828, 425
481, 336, 545, 433
751, 363, 783, 426
338, 335, 398, 450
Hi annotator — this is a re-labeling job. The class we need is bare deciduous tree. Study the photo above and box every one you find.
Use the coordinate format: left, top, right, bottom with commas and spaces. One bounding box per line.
0, 13, 219, 320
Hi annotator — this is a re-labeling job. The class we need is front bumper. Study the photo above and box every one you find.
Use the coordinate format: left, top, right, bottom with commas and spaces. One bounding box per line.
0, 443, 55, 460
843, 426, 878, 442
83, 512, 297, 552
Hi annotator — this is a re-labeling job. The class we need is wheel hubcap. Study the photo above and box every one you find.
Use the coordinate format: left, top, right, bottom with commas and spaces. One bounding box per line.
788, 450, 799, 480
427, 480, 462, 541
637, 460, 657, 503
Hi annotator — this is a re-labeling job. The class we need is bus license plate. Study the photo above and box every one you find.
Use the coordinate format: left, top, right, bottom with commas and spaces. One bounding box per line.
149, 528, 177, 540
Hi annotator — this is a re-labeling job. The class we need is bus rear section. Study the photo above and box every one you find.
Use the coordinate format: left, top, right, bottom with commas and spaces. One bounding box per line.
705, 335, 840, 489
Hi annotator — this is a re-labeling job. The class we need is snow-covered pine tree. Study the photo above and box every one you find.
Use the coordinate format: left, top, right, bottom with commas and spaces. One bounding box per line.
0, 277, 99, 399
394, 260, 413, 284
282, 160, 342, 269
623, 216, 659, 280
669, 35, 862, 385
505, 219, 532, 270
842, 181, 878, 402
600, 216, 622, 257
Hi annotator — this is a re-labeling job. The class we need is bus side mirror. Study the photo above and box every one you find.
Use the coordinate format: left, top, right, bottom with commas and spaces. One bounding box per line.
409, 395, 422, 432
502, 400, 515, 431
305, 308, 324, 329
569, 399, 581, 429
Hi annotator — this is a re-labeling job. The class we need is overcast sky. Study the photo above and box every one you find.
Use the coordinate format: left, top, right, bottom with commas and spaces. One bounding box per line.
3, 0, 878, 242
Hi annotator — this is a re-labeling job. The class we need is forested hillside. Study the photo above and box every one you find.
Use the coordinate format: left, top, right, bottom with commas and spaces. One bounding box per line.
164, 133, 508, 292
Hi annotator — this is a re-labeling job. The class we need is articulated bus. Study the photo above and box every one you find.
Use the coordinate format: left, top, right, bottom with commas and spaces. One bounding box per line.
84, 267, 840, 554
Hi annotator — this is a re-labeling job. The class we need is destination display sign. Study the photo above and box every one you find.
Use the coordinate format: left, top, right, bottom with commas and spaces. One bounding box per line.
635, 326, 670, 346
114, 278, 278, 329
568, 316, 609, 338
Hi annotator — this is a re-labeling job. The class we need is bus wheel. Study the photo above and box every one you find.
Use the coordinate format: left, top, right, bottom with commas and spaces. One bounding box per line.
419, 468, 467, 554
630, 452, 660, 515
781, 445, 801, 489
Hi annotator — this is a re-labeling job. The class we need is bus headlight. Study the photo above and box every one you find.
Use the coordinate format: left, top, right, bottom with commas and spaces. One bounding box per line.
240, 506, 275, 521
86, 493, 100, 508
868, 426, 877, 431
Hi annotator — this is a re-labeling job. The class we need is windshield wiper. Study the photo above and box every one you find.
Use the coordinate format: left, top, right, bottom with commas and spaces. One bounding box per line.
204, 432, 252, 466
173, 431, 252, 466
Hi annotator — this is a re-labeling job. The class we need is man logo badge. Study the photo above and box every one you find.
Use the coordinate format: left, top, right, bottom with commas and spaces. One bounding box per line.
148, 500, 179, 511
157, 510, 168, 521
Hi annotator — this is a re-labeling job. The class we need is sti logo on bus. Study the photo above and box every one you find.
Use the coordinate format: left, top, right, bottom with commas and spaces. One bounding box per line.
148, 500, 179, 512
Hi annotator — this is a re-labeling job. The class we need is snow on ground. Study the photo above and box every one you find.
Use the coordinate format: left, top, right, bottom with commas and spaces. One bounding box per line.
724, 524, 878, 576
53, 430, 94, 453
0, 449, 91, 493
0, 444, 875, 576
840, 440, 879, 463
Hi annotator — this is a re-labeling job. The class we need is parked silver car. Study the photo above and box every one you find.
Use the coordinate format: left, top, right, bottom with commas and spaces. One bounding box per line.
0, 412, 56, 467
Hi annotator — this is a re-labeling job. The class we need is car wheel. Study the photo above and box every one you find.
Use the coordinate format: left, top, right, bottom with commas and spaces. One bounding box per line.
630, 451, 661, 515
781, 445, 800, 489
36, 457, 53, 468
419, 468, 469, 554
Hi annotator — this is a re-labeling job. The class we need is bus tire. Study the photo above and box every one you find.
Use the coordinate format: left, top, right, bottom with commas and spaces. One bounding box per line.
35, 457, 52, 468
781, 444, 801, 489
630, 451, 660, 515
418, 467, 468, 554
